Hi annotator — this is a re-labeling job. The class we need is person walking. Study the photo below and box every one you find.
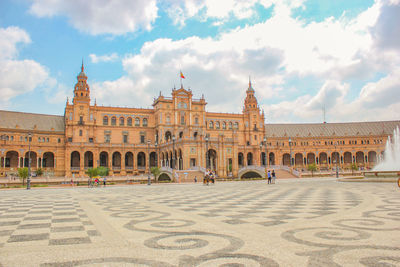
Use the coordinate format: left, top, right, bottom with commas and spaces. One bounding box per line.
272, 169, 276, 184
103, 177, 107, 187
267, 170, 272, 184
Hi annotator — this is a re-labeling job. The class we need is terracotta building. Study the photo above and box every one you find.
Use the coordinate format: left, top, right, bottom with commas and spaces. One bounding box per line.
1, 65, 399, 179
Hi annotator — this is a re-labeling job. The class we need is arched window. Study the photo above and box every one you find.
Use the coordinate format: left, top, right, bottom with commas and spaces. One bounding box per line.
111, 117, 116, 126
216, 121, 220, 129
127, 117, 132, 126
143, 118, 148, 127
103, 116, 108, 125
222, 122, 226, 129
166, 115, 171, 124
229, 122, 233, 129
135, 118, 140, 126
119, 117, 124, 126
209, 121, 214, 129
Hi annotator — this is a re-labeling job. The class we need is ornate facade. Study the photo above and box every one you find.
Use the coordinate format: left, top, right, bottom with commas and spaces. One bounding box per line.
1, 65, 399, 179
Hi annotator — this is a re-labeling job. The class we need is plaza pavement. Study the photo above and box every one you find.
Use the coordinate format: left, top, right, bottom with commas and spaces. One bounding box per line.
0, 178, 399, 266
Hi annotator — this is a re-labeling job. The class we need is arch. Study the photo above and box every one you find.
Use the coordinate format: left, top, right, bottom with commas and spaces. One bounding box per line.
111, 116, 116, 126
332, 152, 340, 165
70, 151, 80, 168
143, 118, 148, 127
319, 152, 328, 164
137, 152, 146, 168
229, 122, 233, 129
103, 116, 108, 125
356, 151, 364, 164
216, 121, 220, 129
125, 152, 134, 168
344, 152, 352, 164
135, 117, 140, 126
209, 121, 214, 129
282, 153, 290, 166
269, 152, 275, 165
112, 152, 121, 168
247, 152, 253, 165
84, 151, 94, 168
100, 151, 109, 167
241, 171, 263, 179
42, 152, 55, 168
294, 153, 303, 166
307, 153, 315, 164
208, 149, 217, 171
119, 117, 124, 126
368, 151, 377, 163
25, 151, 37, 168
150, 152, 157, 168
261, 152, 266, 166
158, 173, 172, 182
179, 131, 183, 139
193, 132, 198, 139
127, 117, 132, 126
5, 151, 18, 167
222, 122, 226, 129
178, 149, 183, 170
238, 152, 244, 167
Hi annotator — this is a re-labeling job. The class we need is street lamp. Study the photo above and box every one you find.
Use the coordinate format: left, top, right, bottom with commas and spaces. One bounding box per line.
264, 136, 267, 167
147, 140, 151, 185
205, 134, 209, 169
334, 141, 339, 178
289, 137, 292, 167
172, 135, 176, 170
27, 132, 32, 190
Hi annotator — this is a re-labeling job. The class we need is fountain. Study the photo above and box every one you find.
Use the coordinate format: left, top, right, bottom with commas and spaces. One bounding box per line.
363, 126, 400, 182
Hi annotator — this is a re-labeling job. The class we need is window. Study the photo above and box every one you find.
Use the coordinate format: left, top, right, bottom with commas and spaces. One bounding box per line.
234, 122, 239, 129
135, 118, 140, 126
229, 122, 233, 129
195, 117, 199, 125
179, 132, 183, 139
123, 135, 128, 143
68, 137, 72, 142
209, 121, 214, 129
79, 116, 83, 124
127, 117, 132, 126
222, 122, 226, 129
47, 138, 49, 142
58, 138, 61, 143
140, 135, 145, 144
159, 113, 162, 123
89, 138, 93, 143
180, 114, 185, 125
216, 121, 220, 129
103, 116, 108, 125
143, 118, 148, 127
105, 134, 111, 143
119, 117, 124, 126
69, 112, 72, 120
90, 113, 93, 121
79, 130, 82, 136
166, 116, 171, 124
111, 117, 116, 126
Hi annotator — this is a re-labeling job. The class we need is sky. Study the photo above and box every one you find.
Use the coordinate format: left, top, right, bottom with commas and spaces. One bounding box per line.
0, 0, 399, 123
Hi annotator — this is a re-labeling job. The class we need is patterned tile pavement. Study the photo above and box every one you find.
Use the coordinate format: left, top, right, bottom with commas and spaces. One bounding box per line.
0, 178, 399, 266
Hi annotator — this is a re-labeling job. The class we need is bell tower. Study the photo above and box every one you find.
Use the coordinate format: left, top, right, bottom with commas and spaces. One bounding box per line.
73, 60, 90, 104
243, 77, 259, 113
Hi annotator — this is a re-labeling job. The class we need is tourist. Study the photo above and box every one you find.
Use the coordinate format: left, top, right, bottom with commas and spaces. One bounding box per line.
194, 176, 197, 183
103, 177, 107, 187
267, 170, 272, 184
88, 177, 92, 188
272, 169, 276, 184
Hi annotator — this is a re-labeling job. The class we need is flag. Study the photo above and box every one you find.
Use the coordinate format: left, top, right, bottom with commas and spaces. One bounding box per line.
180, 71, 185, 79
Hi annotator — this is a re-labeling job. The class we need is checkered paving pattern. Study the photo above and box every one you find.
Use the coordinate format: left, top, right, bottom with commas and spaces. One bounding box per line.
0, 194, 100, 247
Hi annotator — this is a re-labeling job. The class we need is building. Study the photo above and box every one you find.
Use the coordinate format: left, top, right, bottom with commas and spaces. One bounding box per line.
1, 64, 399, 179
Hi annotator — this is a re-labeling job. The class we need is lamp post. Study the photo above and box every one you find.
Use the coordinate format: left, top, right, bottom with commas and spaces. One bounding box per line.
264, 137, 267, 167
289, 137, 292, 167
172, 135, 176, 170
205, 134, 209, 169
27, 132, 32, 190
147, 140, 151, 185
334, 142, 339, 178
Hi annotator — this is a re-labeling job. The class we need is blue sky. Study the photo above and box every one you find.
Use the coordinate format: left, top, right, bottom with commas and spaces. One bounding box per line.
0, 0, 399, 123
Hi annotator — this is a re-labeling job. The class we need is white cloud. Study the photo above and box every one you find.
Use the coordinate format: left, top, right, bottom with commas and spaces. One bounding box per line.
29, 0, 158, 35
89, 53, 118, 63
0, 26, 31, 60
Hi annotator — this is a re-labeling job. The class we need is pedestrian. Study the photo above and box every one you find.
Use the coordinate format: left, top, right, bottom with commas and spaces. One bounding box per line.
103, 177, 107, 187
267, 170, 272, 184
194, 176, 197, 183
88, 177, 91, 188
272, 169, 276, 184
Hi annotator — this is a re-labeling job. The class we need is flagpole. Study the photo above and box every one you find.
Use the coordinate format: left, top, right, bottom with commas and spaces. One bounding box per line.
180, 70, 182, 88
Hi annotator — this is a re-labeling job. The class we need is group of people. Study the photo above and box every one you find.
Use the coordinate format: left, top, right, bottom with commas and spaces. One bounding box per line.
88, 177, 107, 187
266, 169, 276, 184
203, 169, 216, 185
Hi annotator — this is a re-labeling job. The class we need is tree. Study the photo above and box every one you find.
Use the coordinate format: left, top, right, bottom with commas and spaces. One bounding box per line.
97, 166, 109, 177
18, 167, 29, 186
36, 167, 43, 176
151, 167, 160, 180
86, 168, 99, 178
307, 163, 317, 177
351, 163, 358, 175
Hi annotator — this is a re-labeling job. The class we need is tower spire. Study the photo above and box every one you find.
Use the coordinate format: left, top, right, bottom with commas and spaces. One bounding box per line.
81, 58, 84, 72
